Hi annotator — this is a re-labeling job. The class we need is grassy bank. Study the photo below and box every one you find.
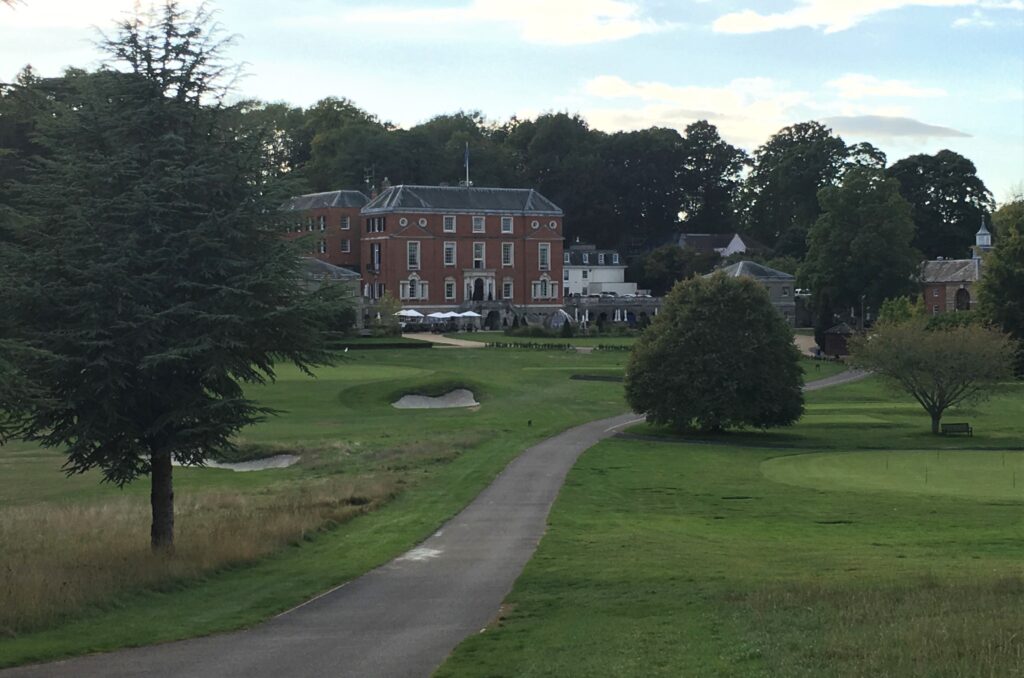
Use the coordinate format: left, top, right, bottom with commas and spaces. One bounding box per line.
0, 347, 629, 665
437, 378, 1024, 677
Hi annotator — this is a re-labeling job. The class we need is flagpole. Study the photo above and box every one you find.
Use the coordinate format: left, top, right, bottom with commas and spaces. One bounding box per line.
464, 142, 470, 186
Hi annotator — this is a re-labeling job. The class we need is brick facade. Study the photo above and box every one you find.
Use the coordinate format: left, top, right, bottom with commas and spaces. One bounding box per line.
281, 191, 368, 269
919, 258, 981, 315
359, 186, 564, 309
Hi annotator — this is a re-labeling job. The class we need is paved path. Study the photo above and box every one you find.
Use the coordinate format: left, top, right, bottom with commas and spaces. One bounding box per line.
803, 368, 870, 391
3, 412, 641, 678
403, 333, 484, 348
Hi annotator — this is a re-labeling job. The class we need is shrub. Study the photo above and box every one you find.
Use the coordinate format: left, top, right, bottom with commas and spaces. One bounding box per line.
625, 274, 804, 432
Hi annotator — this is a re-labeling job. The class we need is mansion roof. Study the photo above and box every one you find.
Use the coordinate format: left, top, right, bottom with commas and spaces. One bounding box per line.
362, 185, 562, 216
281, 190, 369, 211
565, 241, 624, 267
715, 260, 794, 281
301, 257, 360, 281
678, 233, 735, 253
920, 258, 981, 284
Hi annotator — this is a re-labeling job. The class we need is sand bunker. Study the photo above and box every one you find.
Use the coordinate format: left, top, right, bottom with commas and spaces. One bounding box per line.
174, 454, 300, 472
392, 389, 478, 409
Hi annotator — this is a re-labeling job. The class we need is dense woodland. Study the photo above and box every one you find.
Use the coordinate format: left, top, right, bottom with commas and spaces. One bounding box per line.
2, 63, 1022, 330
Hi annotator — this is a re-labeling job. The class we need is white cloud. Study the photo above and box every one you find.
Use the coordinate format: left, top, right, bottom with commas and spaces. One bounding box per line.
0, 1, 203, 29
580, 75, 812, 146
953, 9, 999, 25
713, 0, 1022, 34
578, 73, 970, 152
823, 115, 970, 138
327, 0, 673, 45
826, 74, 947, 99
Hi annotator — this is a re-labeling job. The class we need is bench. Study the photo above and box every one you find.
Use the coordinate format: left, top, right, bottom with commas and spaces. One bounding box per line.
941, 422, 972, 436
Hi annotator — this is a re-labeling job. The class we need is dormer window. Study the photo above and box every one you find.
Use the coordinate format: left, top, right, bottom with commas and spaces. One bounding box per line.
598, 254, 605, 265
612, 253, 619, 264
564, 252, 570, 264
582, 253, 589, 264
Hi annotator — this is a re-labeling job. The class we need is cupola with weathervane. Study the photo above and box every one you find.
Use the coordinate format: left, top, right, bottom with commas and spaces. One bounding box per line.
973, 216, 993, 259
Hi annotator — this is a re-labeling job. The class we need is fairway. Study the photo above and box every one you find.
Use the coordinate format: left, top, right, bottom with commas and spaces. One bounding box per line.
0, 345, 632, 666
763, 450, 1024, 501
436, 377, 1024, 678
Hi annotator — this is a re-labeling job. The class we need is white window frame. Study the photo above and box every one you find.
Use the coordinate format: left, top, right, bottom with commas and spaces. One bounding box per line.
400, 275, 428, 301
472, 215, 485, 233
407, 241, 420, 271
612, 253, 619, 264
341, 239, 351, 253
372, 243, 382, 271
502, 280, 514, 300
306, 217, 314, 232
318, 239, 327, 254
318, 215, 326, 231
598, 253, 605, 265
564, 252, 570, 264
443, 215, 456, 233
445, 278, 456, 300
443, 241, 457, 267
341, 215, 351, 230
501, 242, 514, 267
473, 242, 485, 269
532, 275, 556, 300
582, 270, 588, 280
501, 216, 513, 234
582, 253, 589, 264
538, 243, 550, 271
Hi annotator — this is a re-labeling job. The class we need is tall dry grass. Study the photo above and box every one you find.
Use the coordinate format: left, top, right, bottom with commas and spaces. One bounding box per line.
0, 476, 397, 637
745, 576, 1024, 677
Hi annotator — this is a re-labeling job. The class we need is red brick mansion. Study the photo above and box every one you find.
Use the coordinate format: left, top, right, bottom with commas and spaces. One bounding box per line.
283, 185, 566, 326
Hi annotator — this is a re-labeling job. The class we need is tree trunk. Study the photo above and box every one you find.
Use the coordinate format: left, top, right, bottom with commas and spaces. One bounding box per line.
931, 412, 941, 434
150, 449, 175, 552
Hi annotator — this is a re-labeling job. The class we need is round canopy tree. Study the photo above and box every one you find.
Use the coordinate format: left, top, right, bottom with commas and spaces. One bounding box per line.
625, 273, 804, 432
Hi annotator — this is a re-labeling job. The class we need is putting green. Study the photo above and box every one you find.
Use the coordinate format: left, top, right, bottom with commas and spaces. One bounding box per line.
762, 450, 1024, 501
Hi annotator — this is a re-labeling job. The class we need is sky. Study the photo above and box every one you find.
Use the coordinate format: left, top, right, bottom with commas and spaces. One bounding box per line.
2, 0, 1022, 201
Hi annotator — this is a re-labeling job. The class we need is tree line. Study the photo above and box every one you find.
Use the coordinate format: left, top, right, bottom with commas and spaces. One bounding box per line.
214, 95, 1022, 339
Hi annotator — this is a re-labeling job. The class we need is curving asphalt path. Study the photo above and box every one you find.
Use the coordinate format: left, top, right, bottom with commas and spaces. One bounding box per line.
803, 368, 870, 392
3, 412, 642, 678
3, 370, 865, 678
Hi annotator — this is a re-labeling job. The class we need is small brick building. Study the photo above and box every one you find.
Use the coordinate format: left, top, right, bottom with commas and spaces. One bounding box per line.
919, 218, 993, 315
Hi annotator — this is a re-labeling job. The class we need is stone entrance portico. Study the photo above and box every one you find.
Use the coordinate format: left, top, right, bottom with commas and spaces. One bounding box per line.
464, 269, 497, 302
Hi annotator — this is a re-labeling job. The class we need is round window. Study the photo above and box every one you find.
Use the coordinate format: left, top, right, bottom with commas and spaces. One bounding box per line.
418, 217, 428, 227
531, 220, 540, 229
399, 217, 408, 227
548, 220, 558, 230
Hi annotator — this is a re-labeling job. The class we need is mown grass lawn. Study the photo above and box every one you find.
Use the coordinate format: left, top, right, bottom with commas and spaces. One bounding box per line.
437, 378, 1024, 678
0, 347, 632, 667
